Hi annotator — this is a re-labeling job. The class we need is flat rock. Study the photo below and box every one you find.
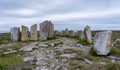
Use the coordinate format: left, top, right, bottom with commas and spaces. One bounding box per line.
22, 56, 35, 62
84, 58, 93, 64
60, 53, 76, 58
36, 60, 48, 66
19, 45, 38, 52
3, 50, 17, 54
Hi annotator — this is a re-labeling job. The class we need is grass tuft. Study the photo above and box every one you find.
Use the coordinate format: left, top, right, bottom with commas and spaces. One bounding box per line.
77, 39, 89, 46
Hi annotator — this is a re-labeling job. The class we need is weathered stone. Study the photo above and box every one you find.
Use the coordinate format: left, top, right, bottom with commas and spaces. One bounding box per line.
10, 27, 20, 41
84, 58, 93, 64
80, 31, 86, 40
30, 24, 37, 41
77, 31, 81, 36
64, 28, 69, 36
19, 45, 38, 52
84, 25, 92, 43
54, 30, 61, 36
22, 56, 35, 62
48, 22, 54, 38
21, 25, 29, 41
40, 20, 54, 40
68, 30, 73, 36
93, 31, 112, 55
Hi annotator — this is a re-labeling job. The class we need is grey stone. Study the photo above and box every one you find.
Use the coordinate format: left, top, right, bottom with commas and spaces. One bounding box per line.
48, 22, 54, 38
60, 53, 76, 58
80, 31, 86, 40
84, 58, 93, 64
3, 50, 17, 54
107, 56, 120, 63
22, 56, 35, 62
21, 25, 29, 41
19, 45, 38, 52
38, 43, 48, 47
54, 66, 68, 70
75, 44, 83, 48
93, 31, 112, 55
84, 25, 92, 43
30, 24, 37, 41
36, 60, 48, 66
10, 27, 20, 41
40, 20, 54, 40
68, 30, 74, 36
55, 30, 61, 36
64, 28, 69, 36
97, 62, 106, 64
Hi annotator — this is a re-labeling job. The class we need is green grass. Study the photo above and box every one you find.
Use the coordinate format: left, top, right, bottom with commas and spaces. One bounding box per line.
0, 53, 24, 69
107, 63, 117, 70
77, 39, 89, 46
64, 48, 82, 55
89, 47, 97, 56
47, 36, 58, 40
109, 47, 120, 57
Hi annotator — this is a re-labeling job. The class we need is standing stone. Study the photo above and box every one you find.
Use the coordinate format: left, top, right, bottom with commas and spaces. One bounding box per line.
64, 28, 69, 36
10, 27, 20, 41
40, 20, 54, 40
93, 31, 112, 55
30, 24, 37, 41
48, 22, 54, 38
80, 31, 86, 40
55, 30, 61, 36
84, 25, 92, 43
69, 30, 73, 36
71, 31, 78, 37
21, 25, 29, 41
77, 31, 81, 37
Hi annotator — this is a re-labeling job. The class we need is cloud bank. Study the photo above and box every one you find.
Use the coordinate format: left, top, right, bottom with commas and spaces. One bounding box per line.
0, 0, 120, 32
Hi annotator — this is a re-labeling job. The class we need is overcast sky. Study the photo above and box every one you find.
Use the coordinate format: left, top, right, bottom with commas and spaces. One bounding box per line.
0, 0, 120, 32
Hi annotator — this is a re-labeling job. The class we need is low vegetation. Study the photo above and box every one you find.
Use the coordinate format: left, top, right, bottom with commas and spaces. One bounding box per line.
0, 53, 24, 69
109, 46, 120, 57
77, 39, 89, 46
64, 48, 82, 55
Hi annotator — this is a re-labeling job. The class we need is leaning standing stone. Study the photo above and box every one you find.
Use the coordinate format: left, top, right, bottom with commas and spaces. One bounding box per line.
10, 27, 20, 41
21, 25, 29, 41
93, 31, 112, 55
84, 25, 92, 43
30, 24, 37, 41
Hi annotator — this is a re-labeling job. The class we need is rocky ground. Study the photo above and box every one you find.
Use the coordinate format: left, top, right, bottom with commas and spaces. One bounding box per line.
0, 31, 120, 70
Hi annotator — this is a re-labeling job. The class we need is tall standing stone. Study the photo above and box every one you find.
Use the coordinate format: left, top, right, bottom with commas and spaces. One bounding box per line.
30, 24, 37, 41
40, 20, 54, 40
80, 31, 86, 40
10, 27, 20, 41
84, 25, 92, 43
21, 25, 29, 41
48, 22, 54, 38
93, 31, 112, 55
